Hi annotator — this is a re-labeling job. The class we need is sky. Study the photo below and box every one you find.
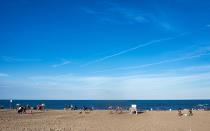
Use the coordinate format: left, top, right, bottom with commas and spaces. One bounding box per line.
0, 0, 210, 100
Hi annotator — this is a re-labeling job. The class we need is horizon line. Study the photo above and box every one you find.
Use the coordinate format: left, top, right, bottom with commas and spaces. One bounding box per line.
1, 99, 210, 101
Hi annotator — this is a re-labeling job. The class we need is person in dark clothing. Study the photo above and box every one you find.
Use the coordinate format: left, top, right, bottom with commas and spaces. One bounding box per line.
178, 109, 183, 116
188, 109, 193, 116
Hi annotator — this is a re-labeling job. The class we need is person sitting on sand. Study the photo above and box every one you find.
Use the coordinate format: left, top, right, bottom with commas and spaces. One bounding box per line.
74, 106, 78, 110
83, 106, 88, 111
64, 104, 68, 110
178, 109, 183, 116
23, 106, 27, 114
91, 106, 94, 111
188, 109, 193, 116
108, 106, 113, 114
108, 106, 113, 110
17, 106, 24, 114
82, 106, 91, 114
37, 104, 40, 110
115, 106, 123, 114
37, 104, 45, 111
70, 105, 74, 110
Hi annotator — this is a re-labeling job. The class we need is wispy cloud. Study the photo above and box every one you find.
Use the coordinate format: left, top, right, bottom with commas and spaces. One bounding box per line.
81, 31, 195, 67
1, 56, 41, 62
81, 24, 209, 67
25, 71, 210, 99
82, 4, 148, 24
82, 2, 177, 31
188, 45, 210, 56
158, 22, 173, 30
2, 65, 210, 99
0, 73, 9, 77
171, 64, 210, 73
108, 6, 148, 24
95, 52, 210, 73
81, 37, 173, 67
52, 59, 71, 68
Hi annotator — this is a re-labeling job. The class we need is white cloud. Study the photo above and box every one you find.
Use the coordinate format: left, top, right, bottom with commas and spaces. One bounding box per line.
24, 69, 210, 99
2, 66, 210, 99
82, 4, 148, 24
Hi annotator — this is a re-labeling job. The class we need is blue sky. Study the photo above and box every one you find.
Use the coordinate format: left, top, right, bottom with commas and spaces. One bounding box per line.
0, 0, 210, 99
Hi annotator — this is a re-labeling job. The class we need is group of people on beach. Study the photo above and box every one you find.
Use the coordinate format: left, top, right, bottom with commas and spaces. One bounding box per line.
17, 105, 31, 114
108, 106, 124, 114
65, 105, 132, 114
64, 104, 78, 110
178, 109, 193, 116
64, 104, 94, 114
16, 104, 45, 114
64, 104, 94, 110
14, 103, 196, 117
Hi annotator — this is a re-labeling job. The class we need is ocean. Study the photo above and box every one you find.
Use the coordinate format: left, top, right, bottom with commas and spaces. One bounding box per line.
0, 100, 209, 110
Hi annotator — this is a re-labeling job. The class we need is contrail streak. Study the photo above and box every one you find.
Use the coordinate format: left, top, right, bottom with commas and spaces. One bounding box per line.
94, 52, 210, 73
81, 32, 190, 67
81, 25, 209, 67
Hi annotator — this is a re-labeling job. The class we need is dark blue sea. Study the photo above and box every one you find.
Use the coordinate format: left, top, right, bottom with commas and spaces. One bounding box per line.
0, 100, 210, 110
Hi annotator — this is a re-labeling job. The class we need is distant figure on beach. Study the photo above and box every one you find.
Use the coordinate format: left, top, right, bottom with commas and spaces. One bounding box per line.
17, 106, 25, 114
91, 106, 94, 110
178, 109, 183, 116
37, 104, 45, 111
108, 106, 113, 114
17, 105, 32, 114
0, 105, 4, 109
65, 105, 78, 110
129, 104, 138, 114
115, 106, 123, 114
17, 106, 22, 114
78, 106, 92, 114
83, 106, 88, 111
188, 109, 193, 116
26, 105, 31, 110
70, 105, 74, 110
64, 104, 71, 110
64, 104, 69, 110
23, 106, 27, 113
108, 106, 113, 110
16, 104, 20, 110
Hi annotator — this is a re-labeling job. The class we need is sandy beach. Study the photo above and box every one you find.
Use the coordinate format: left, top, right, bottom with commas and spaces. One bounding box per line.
0, 109, 210, 131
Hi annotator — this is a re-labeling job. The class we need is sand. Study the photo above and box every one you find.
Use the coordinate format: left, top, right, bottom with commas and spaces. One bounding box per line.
0, 109, 210, 131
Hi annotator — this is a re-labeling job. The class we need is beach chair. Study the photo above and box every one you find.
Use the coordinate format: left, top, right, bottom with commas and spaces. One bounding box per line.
129, 104, 138, 114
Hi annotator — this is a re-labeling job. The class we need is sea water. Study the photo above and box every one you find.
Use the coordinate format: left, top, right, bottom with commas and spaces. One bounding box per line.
0, 100, 209, 110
